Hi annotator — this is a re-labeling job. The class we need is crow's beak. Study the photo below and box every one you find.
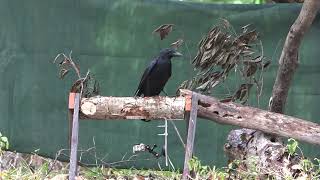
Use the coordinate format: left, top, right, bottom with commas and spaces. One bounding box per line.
173, 51, 183, 57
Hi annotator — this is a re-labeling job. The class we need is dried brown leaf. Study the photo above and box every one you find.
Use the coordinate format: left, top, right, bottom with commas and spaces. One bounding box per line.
200, 51, 212, 65
198, 36, 205, 48
262, 60, 271, 69
210, 80, 220, 89
208, 27, 219, 38
233, 84, 253, 101
204, 38, 215, 50
196, 81, 210, 91
241, 50, 255, 57
170, 39, 184, 49
153, 24, 174, 40
238, 30, 258, 44
221, 18, 231, 29
245, 64, 258, 77
59, 58, 71, 67
243, 56, 262, 65
217, 54, 230, 66
59, 69, 69, 79
241, 24, 252, 33
70, 79, 83, 93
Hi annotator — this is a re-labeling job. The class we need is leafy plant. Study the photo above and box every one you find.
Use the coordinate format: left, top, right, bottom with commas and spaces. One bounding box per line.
314, 158, 320, 177
301, 159, 314, 173
286, 138, 298, 156
188, 156, 209, 176
0, 132, 9, 153
188, 156, 231, 179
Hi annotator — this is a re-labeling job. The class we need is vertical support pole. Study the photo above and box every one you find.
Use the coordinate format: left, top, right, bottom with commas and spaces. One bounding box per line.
68, 93, 76, 148
164, 119, 168, 167
68, 93, 80, 180
68, 109, 73, 147
182, 93, 198, 180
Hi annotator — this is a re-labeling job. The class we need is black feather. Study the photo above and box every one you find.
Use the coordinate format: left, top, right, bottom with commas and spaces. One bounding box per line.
135, 48, 182, 121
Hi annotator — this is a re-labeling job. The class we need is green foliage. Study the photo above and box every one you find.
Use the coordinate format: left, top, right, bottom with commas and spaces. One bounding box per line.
188, 156, 229, 179
0, 132, 9, 153
314, 158, 320, 176
286, 138, 298, 156
188, 156, 210, 176
284, 139, 320, 179
301, 159, 314, 173
0, 152, 319, 179
82, 166, 106, 179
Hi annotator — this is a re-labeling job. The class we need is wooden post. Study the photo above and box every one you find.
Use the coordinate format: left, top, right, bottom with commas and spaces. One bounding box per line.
182, 93, 198, 180
68, 93, 76, 147
68, 93, 80, 180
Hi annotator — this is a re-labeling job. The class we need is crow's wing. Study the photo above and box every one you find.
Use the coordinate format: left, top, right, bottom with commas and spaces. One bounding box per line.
134, 59, 158, 96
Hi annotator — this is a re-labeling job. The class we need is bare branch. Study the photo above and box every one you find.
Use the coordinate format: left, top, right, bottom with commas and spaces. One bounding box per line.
270, 0, 320, 113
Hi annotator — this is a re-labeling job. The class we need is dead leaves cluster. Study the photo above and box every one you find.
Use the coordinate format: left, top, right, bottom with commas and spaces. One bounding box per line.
153, 24, 184, 50
53, 53, 100, 97
170, 38, 184, 50
53, 55, 80, 80
153, 24, 174, 40
179, 19, 270, 104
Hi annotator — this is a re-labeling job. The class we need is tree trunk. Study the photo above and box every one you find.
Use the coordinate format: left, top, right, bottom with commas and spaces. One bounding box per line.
224, 1, 320, 178
270, 0, 320, 113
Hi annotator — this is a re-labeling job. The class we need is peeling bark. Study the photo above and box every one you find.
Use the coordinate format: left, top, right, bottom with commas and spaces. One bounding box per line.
80, 96, 185, 120
80, 90, 320, 146
179, 89, 320, 146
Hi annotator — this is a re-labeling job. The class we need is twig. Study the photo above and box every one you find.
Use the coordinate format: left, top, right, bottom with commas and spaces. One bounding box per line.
93, 137, 98, 166
169, 120, 185, 148
63, 52, 80, 79
167, 155, 176, 171
257, 40, 264, 107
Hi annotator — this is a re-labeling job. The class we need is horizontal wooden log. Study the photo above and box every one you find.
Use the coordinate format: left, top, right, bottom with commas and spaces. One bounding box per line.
78, 89, 320, 145
80, 96, 185, 120
179, 89, 320, 146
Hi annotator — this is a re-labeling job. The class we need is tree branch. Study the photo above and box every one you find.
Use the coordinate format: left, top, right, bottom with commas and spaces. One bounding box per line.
179, 89, 320, 146
270, 0, 320, 113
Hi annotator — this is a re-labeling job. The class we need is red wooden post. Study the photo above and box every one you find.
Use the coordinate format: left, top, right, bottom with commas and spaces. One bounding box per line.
68, 92, 76, 147
182, 93, 198, 180
68, 93, 80, 180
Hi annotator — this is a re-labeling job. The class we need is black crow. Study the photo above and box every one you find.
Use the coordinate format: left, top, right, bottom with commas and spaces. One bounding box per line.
135, 48, 182, 121
135, 48, 182, 97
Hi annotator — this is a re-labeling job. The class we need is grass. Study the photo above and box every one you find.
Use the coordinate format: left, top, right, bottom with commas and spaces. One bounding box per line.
1, 132, 320, 180
0, 151, 319, 179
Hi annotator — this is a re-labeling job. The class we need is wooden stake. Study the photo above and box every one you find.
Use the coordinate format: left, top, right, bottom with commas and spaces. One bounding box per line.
182, 93, 198, 180
68, 92, 76, 147
69, 93, 80, 180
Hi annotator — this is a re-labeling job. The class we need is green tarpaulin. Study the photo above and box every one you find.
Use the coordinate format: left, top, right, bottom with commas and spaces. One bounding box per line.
0, 0, 319, 169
